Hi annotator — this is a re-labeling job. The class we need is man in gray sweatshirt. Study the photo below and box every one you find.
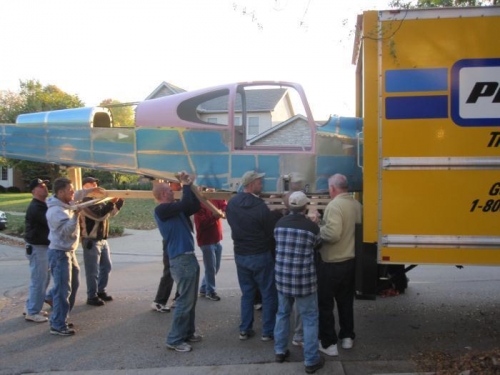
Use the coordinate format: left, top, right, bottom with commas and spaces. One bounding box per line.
46, 177, 81, 336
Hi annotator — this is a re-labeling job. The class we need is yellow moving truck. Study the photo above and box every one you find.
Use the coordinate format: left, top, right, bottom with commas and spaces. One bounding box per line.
353, 6, 500, 297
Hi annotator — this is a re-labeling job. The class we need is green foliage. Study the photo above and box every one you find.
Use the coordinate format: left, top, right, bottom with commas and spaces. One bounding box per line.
389, 0, 497, 8
19, 80, 83, 114
81, 169, 146, 189
4, 213, 25, 237
0, 90, 24, 123
6, 186, 21, 193
99, 99, 135, 127
1, 79, 84, 188
109, 225, 124, 236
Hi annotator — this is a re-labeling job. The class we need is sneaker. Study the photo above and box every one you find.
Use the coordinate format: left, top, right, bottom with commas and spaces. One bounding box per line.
261, 335, 274, 342
292, 340, 304, 347
86, 297, 105, 306
151, 302, 170, 313
206, 292, 221, 301
187, 333, 203, 342
239, 330, 255, 340
198, 291, 206, 297
254, 303, 262, 311
305, 356, 325, 374
67, 323, 75, 328
341, 337, 354, 349
275, 349, 290, 363
319, 343, 338, 357
44, 299, 53, 307
50, 327, 76, 336
25, 313, 48, 323
166, 342, 192, 352
97, 292, 113, 301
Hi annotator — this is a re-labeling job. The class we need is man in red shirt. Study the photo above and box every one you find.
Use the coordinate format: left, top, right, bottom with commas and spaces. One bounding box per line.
194, 197, 227, 301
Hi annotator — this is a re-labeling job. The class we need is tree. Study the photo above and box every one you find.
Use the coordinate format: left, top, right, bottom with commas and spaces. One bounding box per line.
390, 0, 497, 7
0, 79, 84, 187
99, 99, 135, 127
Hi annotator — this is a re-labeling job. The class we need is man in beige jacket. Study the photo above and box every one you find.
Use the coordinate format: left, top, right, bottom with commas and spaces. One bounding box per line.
317, 174, 362, 357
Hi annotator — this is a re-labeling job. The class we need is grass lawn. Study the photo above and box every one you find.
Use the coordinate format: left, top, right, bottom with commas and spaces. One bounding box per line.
0, 193, 158, 236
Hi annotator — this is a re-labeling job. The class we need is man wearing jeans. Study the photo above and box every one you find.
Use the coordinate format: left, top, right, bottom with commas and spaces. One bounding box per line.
152, 172, 201, 353
194, 197, 226, 301
226, 171, 278, 342
273, 191, 324, 374
78, 177, 124, 306
46, 178, 81, 336
24, 178, 51, 323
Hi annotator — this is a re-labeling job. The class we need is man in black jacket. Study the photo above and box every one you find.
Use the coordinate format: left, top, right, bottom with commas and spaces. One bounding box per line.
24, 178, 51, 323
78, 177, 124, 306
226, 171, 278, 342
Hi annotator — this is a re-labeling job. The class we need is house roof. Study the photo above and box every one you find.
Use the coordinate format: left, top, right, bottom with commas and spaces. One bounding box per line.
199, 88, 287, 113
247, 114, 309, 144
145, 82, 186, 100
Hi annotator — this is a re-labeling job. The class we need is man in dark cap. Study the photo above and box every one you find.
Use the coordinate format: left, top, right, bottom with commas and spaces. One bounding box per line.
24, 178, 51, 323
226, 171, 278, 342
78, 176, 124, 306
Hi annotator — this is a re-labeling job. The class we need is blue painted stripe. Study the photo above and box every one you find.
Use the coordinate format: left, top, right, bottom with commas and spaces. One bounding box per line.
138, 154, 193, 174
316, 156, 356, 175
9, 127, 47, 137
257, 155, 280, 177
386, 96, 448, 119
48, 149, 92, 162
191, 154, 229, 175
231, 155, 257, 177
5, 145, 47, 157
184, 131, 229, 152
92, 152, 136, 168
386, 68, 448, 92
48, 128, 91, 139
93, 140, 135, 154
48, 139, 91, 151
136, 129, 185, 152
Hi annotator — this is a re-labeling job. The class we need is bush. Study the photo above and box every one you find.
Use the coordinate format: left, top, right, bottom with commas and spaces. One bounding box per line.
109, 225, 124, 237
101, 182, 153, 191
6, 186, 21, 193
0, 186, 5, 193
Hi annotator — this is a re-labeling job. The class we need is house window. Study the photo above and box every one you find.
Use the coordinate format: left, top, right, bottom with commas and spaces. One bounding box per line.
206, 117, 218, 124
248, 117, 259, 136
1, 167, 7, 181
234, 116, 241, 126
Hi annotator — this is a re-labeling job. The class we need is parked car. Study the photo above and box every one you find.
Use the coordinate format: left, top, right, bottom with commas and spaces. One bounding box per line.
0, 211, 7, 230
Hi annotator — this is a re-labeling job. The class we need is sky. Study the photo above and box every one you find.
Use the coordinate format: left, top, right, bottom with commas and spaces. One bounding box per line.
0, 0, 390, 119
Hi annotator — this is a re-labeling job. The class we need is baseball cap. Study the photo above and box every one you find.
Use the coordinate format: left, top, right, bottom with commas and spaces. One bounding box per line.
29, 178, 49, 191
288, 191, 309, 209
240, 171, 265, 187
82, 176, 99, 185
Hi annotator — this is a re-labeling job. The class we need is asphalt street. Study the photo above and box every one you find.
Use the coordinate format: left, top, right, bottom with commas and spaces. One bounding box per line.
0, 221, 499, 375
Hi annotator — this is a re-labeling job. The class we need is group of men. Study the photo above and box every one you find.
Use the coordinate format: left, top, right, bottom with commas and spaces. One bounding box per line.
151, 170, 361, 375
23, 169, 361, 374
24, 176, 123, 336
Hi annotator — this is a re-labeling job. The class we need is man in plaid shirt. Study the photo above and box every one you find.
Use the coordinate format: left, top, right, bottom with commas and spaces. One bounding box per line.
273, 191, 324, 374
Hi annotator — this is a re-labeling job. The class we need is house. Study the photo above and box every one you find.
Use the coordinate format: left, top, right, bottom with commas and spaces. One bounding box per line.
0, 165, 23, 191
